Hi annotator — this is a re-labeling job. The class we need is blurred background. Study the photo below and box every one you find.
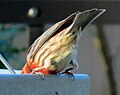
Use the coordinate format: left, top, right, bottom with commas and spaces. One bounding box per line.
0, 1, 120, 95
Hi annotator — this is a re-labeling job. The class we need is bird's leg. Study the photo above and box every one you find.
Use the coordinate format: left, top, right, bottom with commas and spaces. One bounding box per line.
30, 66, 44, 74
30, 66, 45, 79
30, 59, 51, 79
61, 60, 77, 79
61, 67, 75, 80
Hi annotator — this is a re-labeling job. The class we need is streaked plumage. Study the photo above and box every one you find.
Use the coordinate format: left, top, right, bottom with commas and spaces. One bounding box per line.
21, 8, 105, 74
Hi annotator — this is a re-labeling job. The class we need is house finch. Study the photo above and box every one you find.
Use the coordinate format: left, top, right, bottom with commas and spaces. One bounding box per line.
21, 8, 105, 76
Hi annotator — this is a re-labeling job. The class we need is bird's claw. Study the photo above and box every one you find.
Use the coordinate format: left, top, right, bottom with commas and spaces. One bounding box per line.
30, 69, 44, 80
62, 71, 75, 80
61, 68, 75, 80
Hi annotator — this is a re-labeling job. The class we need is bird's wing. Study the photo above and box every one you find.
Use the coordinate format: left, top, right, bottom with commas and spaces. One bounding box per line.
27, 12, 77, 61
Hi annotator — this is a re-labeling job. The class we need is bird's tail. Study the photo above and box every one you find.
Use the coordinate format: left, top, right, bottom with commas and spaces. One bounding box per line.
71, 8, 106, 31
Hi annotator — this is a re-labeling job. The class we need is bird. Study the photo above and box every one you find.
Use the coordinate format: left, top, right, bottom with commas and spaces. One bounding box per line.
21, 8, 105, 76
